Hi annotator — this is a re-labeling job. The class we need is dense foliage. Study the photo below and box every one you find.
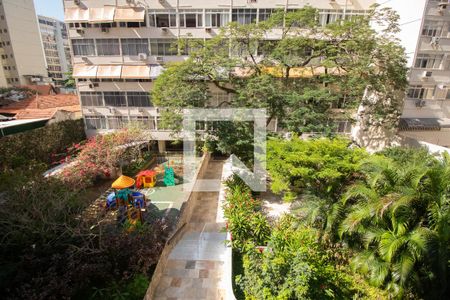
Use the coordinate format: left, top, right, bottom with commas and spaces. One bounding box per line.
0, 126, 161, 299
267, 137, 367, 201
224, 172, 386, 299
264, 138, 450, 299
0, 174, 167, 299
0, 119, 86, 172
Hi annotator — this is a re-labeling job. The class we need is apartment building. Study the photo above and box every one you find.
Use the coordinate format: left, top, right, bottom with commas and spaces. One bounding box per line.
63, 0, 376, 149
0, 0, 48, 87
396, 0, 450, 147
38, 15, 72, 87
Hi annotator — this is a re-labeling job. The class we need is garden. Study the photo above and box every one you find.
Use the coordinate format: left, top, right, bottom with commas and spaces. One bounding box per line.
225, 137, 450, 300
0, 121, 184, 299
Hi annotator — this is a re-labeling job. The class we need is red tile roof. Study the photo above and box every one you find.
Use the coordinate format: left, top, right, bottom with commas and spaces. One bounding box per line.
0, 94, 80, 120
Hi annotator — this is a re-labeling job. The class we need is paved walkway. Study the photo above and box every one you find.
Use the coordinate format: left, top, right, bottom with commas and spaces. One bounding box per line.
154, 160, 229, 300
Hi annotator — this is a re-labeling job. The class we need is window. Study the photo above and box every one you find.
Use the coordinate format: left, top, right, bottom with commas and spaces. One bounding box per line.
121, 38, 149, 56
104, 91, 127, 107
232, 9, 257, 24
96, 39, 120, 56
148, 10, 177, 28
318, 10, 343, 26
407, 85, 434, 99
422, 21, 442, 37
127, 92, 152, 107
150, 39, 177, 56
414, 54, 444, 69
259, 9, 275, 22
129, 116, 155, 129
72, 39, 95, 56
208, 91, 230, 107
107, 116, 126, 129
205, 9, 230, 27
179, 9, 203, 28
85, 116, 107, 129
334, 120, 352, 133
80, 92, 103, 106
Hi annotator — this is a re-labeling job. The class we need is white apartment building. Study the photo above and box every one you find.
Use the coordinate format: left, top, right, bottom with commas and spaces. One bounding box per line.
393, 0, 450, 147
63, 0, 376, 149
38, 15, 72, 87
0, 0, 48, 87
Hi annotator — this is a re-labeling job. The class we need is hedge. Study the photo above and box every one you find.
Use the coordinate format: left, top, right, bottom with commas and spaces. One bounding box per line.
0, 119, 86, 170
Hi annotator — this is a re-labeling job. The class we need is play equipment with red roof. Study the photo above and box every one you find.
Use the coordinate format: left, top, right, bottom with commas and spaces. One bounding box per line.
135, 170, 157, 188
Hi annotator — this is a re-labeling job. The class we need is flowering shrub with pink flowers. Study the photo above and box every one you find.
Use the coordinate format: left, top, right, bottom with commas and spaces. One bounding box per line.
59, 126, 148, 189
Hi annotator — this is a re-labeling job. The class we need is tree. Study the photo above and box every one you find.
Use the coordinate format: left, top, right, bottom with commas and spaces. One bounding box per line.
64, 69, 75, 89
267, 137, 367, 201
338, 153, 450, 299
152, 5, 407, 160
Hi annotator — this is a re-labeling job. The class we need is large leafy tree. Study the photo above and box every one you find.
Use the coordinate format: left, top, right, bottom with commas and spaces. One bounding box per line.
152, 5, 407, 160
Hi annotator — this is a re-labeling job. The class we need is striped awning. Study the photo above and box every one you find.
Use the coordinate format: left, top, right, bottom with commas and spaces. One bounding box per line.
114, 7, 145, 22
65, 8, 89, 22
88, 7, 116, 23
72, 64, 98, 78
97, 65, 122, 79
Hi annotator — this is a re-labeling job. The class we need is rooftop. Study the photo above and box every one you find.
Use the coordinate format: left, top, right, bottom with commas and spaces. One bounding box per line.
0, 94, 80, 120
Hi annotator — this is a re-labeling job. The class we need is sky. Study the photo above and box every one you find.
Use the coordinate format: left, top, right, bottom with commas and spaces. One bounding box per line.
33, 0, 64, 21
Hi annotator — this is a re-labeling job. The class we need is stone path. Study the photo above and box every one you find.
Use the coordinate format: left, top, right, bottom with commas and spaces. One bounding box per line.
153, 160, 229, 300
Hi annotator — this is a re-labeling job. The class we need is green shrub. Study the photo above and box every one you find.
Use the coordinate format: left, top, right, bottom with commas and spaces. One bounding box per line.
237, 216, 387, 300
267, 137, 367, 201
0, 119, 86, 172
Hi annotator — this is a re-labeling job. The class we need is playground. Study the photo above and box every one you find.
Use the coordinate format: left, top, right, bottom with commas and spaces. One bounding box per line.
99, 153, 189, 230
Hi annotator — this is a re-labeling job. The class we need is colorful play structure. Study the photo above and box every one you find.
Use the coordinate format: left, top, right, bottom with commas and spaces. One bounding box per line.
136, 170, 157, 188
163, 165, 176, 186
106, 163, 178, 227
108, 175, 147, 226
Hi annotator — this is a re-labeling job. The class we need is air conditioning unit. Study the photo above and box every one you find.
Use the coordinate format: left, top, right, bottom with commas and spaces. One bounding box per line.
415, 100, 426, 107
126, 0, 134, 3
161, 27, 169, 33
138, 53, 148, 61
155, 56, 164, 63
205, 27, 212, 32
74, 0, 81, 5
101, 27, 109, 33
76, 29, 85, 35
422, 71, 433, 80
431, 36, 440, 46
438, 1, 449, 9
81, 56, 89, 62
138, 108, 146, 113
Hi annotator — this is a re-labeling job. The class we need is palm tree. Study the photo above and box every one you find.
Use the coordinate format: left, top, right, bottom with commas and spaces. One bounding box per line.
338, 155, 439, 298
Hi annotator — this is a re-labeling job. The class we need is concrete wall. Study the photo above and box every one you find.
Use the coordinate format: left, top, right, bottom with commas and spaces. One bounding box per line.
144, 152, 211, 300
400, 135, 450, 155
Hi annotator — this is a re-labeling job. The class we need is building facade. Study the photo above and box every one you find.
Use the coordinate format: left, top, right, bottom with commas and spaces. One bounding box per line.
396, 0, 450, 147
0, 0, 48, 87
38, 15, 72, 87
63, 0, 376, 148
